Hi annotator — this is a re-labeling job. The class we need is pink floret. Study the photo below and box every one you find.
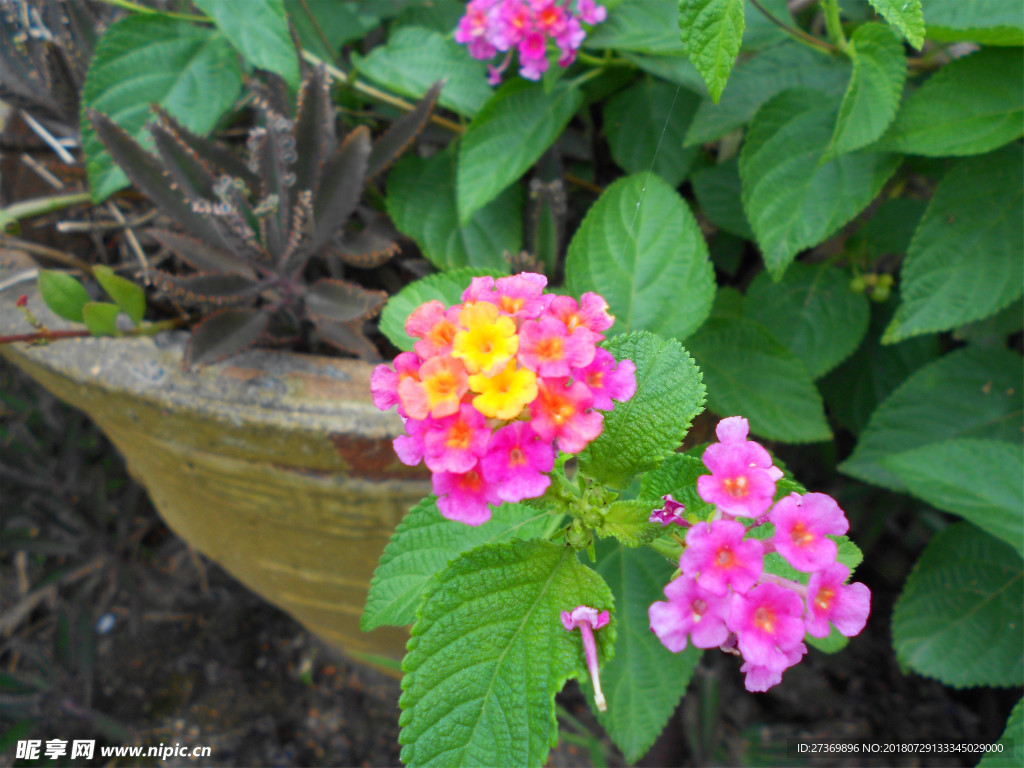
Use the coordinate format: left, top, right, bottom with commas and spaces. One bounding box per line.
739, 642, 806, 693
728, 583, 807, 668
649, 576, 731, 652
575, 348, 635, 410
680, 520, 764, 597
770, 492, 849, 573
480, 421, 554, 503
805, 563, 871, 638
519, 314, 595, 377
422, 405, 491, 474
697, 443, 779, 518
433, 468, 500, 526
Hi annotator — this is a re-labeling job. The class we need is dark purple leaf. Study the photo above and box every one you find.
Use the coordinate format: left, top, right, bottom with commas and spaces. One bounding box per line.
314, 318, 380, 360
304, 278, 386, 323
185, 308, 270, 368
147, 229, 256, 277
150, 123, 220, 201
150, 103, 257, 188
151, 270, 262, 307
278, 190, 316, 276
323, 228, 400, 269
292, 65, 335, 195
366, 81, 441, 181
312, 125, 371, 252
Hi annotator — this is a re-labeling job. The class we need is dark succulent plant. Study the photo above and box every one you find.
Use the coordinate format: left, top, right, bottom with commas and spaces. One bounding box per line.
88, 66, 440, 366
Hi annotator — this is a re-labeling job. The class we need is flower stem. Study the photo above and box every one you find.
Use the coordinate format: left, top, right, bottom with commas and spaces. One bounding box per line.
820, 0, 850, 52
94, 0, 209, 22
2, 192, 92, 231
747, 0, 838, 54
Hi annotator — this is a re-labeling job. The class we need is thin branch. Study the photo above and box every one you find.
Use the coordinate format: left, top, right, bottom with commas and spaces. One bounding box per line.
748, 0, 838, 54
0, 234, 94, 273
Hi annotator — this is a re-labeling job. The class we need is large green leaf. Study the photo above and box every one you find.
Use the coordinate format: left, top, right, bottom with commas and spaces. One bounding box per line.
353, 26, 492, 117
386, 149, 522, 272
883, 145, 1024, 342
579, 332, 706, 490
81, 16, 243, 201
565, 174, 715, 339
892, 523, 1023, 688
399, 540, 615, 767
603, 77, 701, 187
378, 267, 508, 352
362, 497, 554, 631
827, 23, 907, 157
686, 316, 832, 443
690, 157, 752, 239
678, 0, 745, 103
840, 347, 1023, 490
979, 698, 1023, 768
820, 298, 939, 435
194, 0, 298, 88
587, 544, 701, 763
884, 440, 1024, 558
745, 263, 870, 379
740, 89, 901, 278
457, 79, 582, 223
585, 0, 687, 55
685, 43, 850, 145
877, 48, 1024, 157
868, 0, 924, 48
924, 0, 1024, 46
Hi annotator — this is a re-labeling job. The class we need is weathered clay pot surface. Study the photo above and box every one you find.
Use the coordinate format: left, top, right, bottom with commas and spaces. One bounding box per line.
0, 267, 428, 666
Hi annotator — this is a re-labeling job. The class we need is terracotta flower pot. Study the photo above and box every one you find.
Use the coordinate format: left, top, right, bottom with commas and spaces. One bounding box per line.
0, 266, 428, 668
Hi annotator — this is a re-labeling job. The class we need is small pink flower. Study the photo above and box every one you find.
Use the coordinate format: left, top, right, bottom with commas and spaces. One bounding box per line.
712, 416, 784, 480
549, 293, 613, 342
739, 642, 806, 693
561, 605, 610, 711
480, 421, 554, 502
406, 300, 460, 359
805, 563, 871, 638
493, 272, 549, 318
370, 351, 420, 413
697, 443, 779, 518
574, 348, 636, 410
433, 467, 501, 526
530, 378, 603, 453
770, 492, 849, 572
681, 520, 764, 597
649, 494, 686, 527
728, 583, 806, 668
393, 416, 428, 467
531, 0, 568, 36
492, 0, 534, 49
649, 576, 730, 652
576, 0, 606, 24
423, 404, 491, 473
398, 355, 469, 420
518, 314, 595, 377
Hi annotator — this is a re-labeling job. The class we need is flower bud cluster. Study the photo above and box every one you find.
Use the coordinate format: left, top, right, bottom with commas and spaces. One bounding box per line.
454, 0, 607, 84
371, 272, 636, 526
649, 417, 871, 692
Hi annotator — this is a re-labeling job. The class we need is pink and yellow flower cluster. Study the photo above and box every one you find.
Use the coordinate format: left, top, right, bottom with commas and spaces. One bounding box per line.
649, 417, 871, 693
371, 272, 636, 526
455, 0, 607, 84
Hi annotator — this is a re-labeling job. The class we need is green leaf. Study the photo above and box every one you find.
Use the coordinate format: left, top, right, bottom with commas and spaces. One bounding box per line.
399, 540, 615, 767
353, 26, 492, 117
745, 263, 870, 379
588, 544, 701, 763
690, 157, 753, 239
820, 296, 940, 435
585, 0, 687, 55
81, 302, 122, 337
867, 0, 924, 48
603, 77, 701, 187
979, 698, 1023, 768
378, 267, 508, 351
876, 48, 1024, 157
38, 270, 90, 323
685, 43, 851, 145
386, 149, 522, 272
924, 0, 1024, 46
678, 0, 745, 103
892, 523, 1023, 688
740, 89, 901, 279
827, 23, 907, 157
639, 452, 713, 521
840, 346, 1023, 490
742, 0, 791, 51
565, 174, 715, 339
619, 51, 708, 95
579, 332, 706, 489
883, 145, 1024, 342
457, 79, 583, 223
81, 15, 243, 201
193, 0, 299, 88
362, 497, 554, 631
884, 440, 1024, 558
92, 265, 145, 327
686, 316, 832, 443
597, 500, 660, 547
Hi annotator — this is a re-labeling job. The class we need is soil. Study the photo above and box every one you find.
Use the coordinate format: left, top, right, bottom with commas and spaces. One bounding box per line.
0, 358, 1018, 768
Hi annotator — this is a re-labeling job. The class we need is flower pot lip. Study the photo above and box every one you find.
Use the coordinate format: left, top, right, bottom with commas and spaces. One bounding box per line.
0, 265, 403, 440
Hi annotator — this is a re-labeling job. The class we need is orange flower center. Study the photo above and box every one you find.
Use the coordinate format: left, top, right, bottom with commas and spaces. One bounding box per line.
536, 336, 564, 361
446, 421, 472, 451
815, 587, 835, 612
716, 547, 734, 568
722, 476, 748, 498
790, 521, 815, 547
509, 447, 526, 466
754, 606, 776, 633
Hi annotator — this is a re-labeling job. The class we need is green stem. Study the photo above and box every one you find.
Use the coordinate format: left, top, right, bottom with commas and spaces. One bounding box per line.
94, 0, 209, 22
747, 0, 837, 54
0, 317, 185, 346
648, 536, 683, 562
820, 0, 849, 52
568, 67, 606, 88
575, 50, 634, 68
2, 192, 92, 230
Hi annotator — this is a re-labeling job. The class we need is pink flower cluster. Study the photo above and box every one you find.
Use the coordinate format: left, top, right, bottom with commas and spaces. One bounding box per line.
649, 417, 871, 692
454, 0, 607, 84
371, 272, 636, 526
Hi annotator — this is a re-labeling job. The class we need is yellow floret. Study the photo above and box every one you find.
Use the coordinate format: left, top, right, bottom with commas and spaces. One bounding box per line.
469, 360, 538, 420
452, 301, 518, 375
